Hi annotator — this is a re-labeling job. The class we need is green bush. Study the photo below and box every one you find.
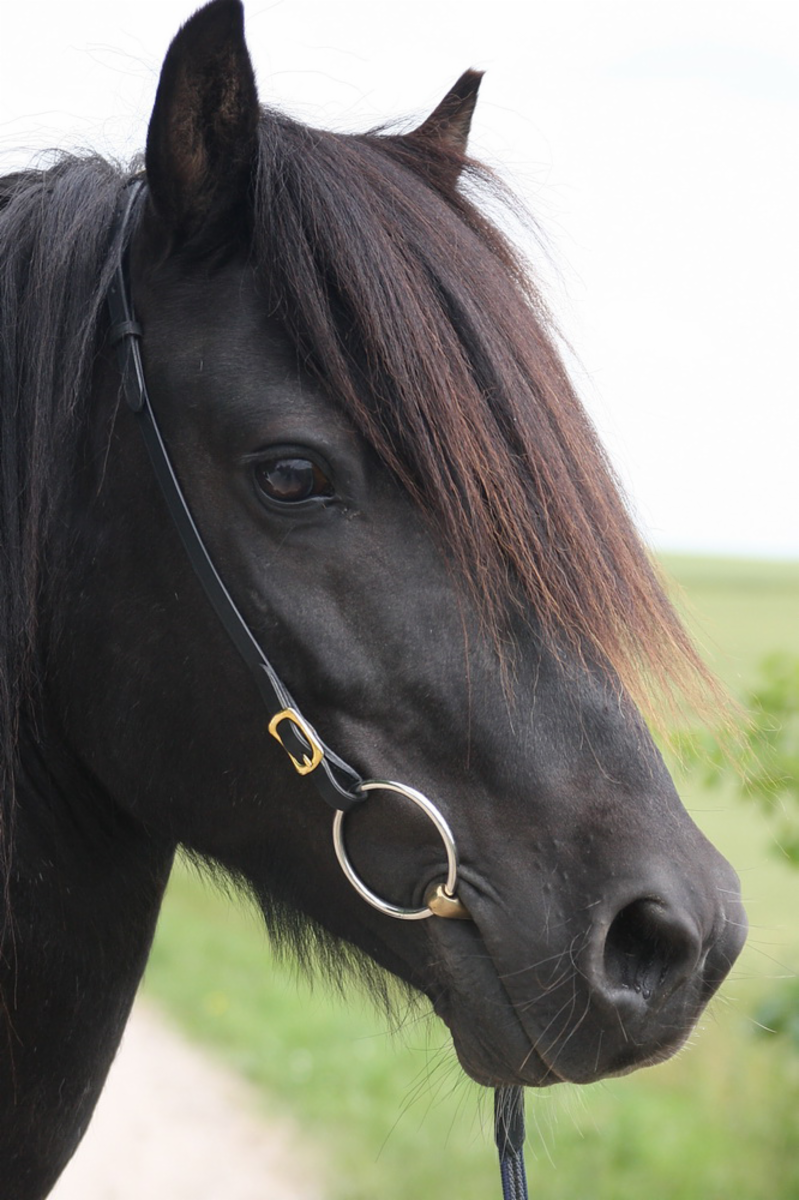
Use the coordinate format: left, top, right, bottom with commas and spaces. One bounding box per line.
679, 653, 799, 1048
686, 653, 799, 860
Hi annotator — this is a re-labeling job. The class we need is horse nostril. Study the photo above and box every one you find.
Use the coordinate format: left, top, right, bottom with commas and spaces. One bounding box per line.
602, 898, 700, 1003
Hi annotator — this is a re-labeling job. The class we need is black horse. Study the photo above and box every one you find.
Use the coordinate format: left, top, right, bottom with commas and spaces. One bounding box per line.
0, 2, 746, 1195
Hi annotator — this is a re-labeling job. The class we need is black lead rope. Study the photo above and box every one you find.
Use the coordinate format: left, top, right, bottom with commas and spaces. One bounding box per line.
107, 178, 528, 1199
495, 1087, 529, 1200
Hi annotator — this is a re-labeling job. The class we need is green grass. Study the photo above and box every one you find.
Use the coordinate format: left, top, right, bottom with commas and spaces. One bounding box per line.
143, 554, 799, 1199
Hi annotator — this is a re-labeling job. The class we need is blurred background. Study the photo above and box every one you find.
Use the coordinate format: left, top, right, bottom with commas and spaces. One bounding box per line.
5, 2, 798, 1196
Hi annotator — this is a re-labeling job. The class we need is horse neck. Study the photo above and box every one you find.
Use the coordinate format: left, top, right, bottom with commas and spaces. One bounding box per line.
0, 715, 174, 1199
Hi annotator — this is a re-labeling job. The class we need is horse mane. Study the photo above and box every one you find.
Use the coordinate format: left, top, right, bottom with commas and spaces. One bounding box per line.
0, 114, 714, 871
0, 157, 126, 880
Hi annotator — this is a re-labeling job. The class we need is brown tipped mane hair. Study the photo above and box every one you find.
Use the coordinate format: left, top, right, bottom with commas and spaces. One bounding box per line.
251, 110, 710, 718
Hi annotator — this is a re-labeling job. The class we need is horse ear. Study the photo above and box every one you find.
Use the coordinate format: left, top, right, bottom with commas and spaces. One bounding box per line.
406, 70, 483, 159
145, 0, 259, 248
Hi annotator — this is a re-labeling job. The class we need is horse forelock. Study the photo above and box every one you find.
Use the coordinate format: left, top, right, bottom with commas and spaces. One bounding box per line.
249, 112, 715, 722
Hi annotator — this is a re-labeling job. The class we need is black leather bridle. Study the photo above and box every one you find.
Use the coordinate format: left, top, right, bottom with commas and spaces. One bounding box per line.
105, 176, 527, 1196
107, 180, 361, 814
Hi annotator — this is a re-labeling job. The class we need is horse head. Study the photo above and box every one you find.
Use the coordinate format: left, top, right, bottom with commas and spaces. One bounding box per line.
0, 1, 746, 1191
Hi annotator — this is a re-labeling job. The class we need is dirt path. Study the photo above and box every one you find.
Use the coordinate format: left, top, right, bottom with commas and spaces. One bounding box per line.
51, 999, 325, 1200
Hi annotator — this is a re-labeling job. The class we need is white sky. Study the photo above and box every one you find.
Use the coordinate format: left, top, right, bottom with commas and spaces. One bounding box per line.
2, 1, 797, 558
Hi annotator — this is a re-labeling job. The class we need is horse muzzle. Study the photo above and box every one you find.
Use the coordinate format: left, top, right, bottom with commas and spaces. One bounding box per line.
426, 854, 748, 1087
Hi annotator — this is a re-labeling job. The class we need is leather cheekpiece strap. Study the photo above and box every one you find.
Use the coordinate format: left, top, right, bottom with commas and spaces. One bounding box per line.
106, 180, 363, 814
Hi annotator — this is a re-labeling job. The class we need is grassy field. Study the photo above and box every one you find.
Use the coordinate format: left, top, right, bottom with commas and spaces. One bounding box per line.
143, 555, 799, 1199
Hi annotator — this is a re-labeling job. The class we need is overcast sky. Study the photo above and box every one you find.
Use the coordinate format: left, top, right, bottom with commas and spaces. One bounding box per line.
2, 0, 797, 558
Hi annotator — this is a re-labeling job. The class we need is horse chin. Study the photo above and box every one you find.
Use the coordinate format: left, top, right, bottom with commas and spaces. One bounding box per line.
443, 1011, 564, 1090
426, 916, 565, 1088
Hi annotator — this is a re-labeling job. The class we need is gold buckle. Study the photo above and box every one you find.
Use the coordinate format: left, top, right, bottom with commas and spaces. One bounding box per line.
267, 708, 324, 776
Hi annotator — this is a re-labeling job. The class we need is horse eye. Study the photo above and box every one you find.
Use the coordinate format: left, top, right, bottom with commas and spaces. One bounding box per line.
253, 456, 333, 505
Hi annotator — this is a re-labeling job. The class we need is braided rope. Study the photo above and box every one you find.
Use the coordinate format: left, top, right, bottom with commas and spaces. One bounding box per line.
494, 1087, 529, 1200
